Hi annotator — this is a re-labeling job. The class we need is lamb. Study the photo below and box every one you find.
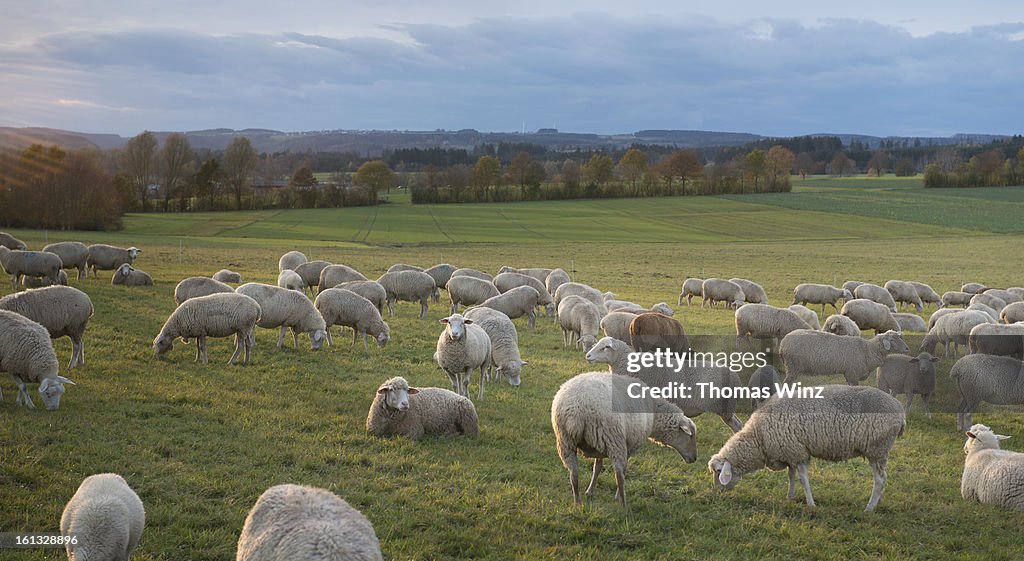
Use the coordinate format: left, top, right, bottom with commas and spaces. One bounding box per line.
841, 298, 901, 334
212, 269, 242, 283
557, 295, 601, 351
235, 283, 328, 351
968, 323, 1024, 359
23, 269, 68, 288
313, 288, 390, 350
435, 313, 492, 400
942, 291, 973, 308
545, 268, 571, 296
277, 250, 307, 272
0, 286, 93, 370
952, 354, 1024, 430
377, 270, 436, 319
961, 282, 988, 295
876, 352, 940, 418
708, 385, 905, 512
747, 365, 781, 409
366, 376, 479, 440
1002, 302, 1024, 324
729, 278, 769, 304
42, 241, 89, 280
884, 280, 924, 311
702, 278, 745, 309
464, 306, 527, 387
0, 309, 75, 409
984, 288, 1022, 305
333, 280, 387, 316
631, 312, 689, 354
0, 231, 27, 250
792, 283, 853, 315
778, 329, 910, 385
446, 276, 500, 314
294, 260, 332, 293
823, 314, 861, 336
86, 244, 140, 277
788, 304, 820, 330
493, 272, 555, 316
0, 249, 63, 289
277, 268, 305, 291
236, 483, 383, 561
600, 311, 639, 343
909, 281, 942, 309
551, 371, 697, 507
735, 304, 810, 347
971, 292, 1007, 312
843, 280, 865, 295
111, 263, 153, 286
854, 283, 898, 312
920, 310, 992, 358
893, 313, 928, 333
477, 286, 541, 328
678, 277, 704, 306
451, 267, 493, 282
174, 277, 234, 306
318, 264, 367, 292
153, 292, 260, 364
961, 424, 1024, 511
60, 473, 145, 561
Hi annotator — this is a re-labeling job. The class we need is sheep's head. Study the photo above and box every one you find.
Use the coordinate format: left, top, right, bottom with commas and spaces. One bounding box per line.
909, 352, 940, 375
309, 329, 326, 351
544, 302, 556, 316
880, 330, 910, 354
376, 377, 419, 412
651, 404, 697, 463
498, 266, 515, 274
729, 298, 744, 310
154, 334, 174, 355
116, 263, 133, 278
585, 337, 627, 365
376, 325, 391, 348
842, 288, 854, 301
579, 334, 598, 352
441, 314, 471, 341
496, 359, 526, 387
128, 247, 141, 261
38, 376, 75, 410
651, 302, 673, 316
708, 454, 741, 491
965, 424, 1010, 454
602, 292, 618, 302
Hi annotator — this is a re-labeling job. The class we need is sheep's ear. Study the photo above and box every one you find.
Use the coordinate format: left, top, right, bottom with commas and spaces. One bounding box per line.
439, 318, 450, 324
719, 461, 733, 485
931, 357, 941, 363
408, 387, 420, 394
996, 434, 1011, 441
377, 387, 390, 394
966, 431, 976, 439
39, 378, 51, 392
909, 358, 919, 363
519, 360, 529, 366
57, 376, 76, 386
463, 319, 473, 325
883, 338, 892, 351
680, 422, 693, 436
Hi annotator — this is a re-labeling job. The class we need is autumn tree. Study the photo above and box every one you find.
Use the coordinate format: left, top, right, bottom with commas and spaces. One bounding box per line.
560, 159, 581, 195
222, 136, 259, 209
657, 149, 701, 194
354, 160, 395, 204
831, 152, 853, 176
867, 151, 889, 177
472, 155, 501, 200
159, 133, 193, 211
507, 152, 533, 189
744, 149, 766, 192
121, 131, 157, 211
583, 154, 614, 190
764, 145, 795, 191
794, 152, 816, 179
618, 148, 648, 195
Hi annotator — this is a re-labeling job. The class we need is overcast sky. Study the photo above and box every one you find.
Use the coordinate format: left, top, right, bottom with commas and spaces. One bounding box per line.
2, 1, 1022, 137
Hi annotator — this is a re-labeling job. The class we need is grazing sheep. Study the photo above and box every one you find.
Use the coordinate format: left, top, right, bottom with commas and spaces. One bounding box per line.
23, 269, 68, 288
0, 249, 63, 289
493, 272, 555, 316
0, 286, 93, 370
174, 277, 234, 306
920, 310, 992, 358
942, 291, 973, 308
630, 312, 689, 354
747, 365, 781, 409
435, 313, 492, 399
86, 244, 140, 277
709, 385, 905, 512
277, 250, 307, 272
952, 354, 1024, 430
600, 311, 639, 343
854, 283, 898, 312
792, 283, 852, 315
962, 282, 988, 295
841, 298, 901, 334
446, 276, 500, 315
424, 263, 458, 301
333, 280, 387, 316
277, 269, 305, 291
236, 283, 327, 351
843, 280, 866, 295
788, 304, 821, 330
319, 264, 367, 292
554, 282, 608, 316
968, 323, 1024, 359
451, 267, 493, 282
968, 302, 1001, 323
478, 286, 541, 328
0, 309, 75, 409
961, 424, 1024, 511
557, 295, 602, 351
876, 352, 940, 418
735, 304, 810, 347
702, 278, 745, 309
313, 288, 390, 350
464, 307, 527, 387
60, 473, 145, 561
885, 280, 924, 311
607, 300, 674, 317
823, 314, 861, 336
545, 268, 571, 296
893, 313, 928, 333
294, 260, 332, 293
729, 278, 769, 304
779, 329, 910, 385
1002, 302, 1024, 324
236, 484, 383, 561
111, 263, 153, 286
153, 292, 260, 364
551, 371, 697, 507
1008, 287, 1024, 300
928, 307, 959, 330
212, 269, 242, 283
497, 265, 552, 284
0, 231, 27, 250
679, 277, 704, 306
377, 270, 436, 319
387, 263, 423, 273
909, 281, 942, 309
971, 292, 1007, 312
984, 288, 1022, 304
43, 241, 89, 280
366, 376, 479, 440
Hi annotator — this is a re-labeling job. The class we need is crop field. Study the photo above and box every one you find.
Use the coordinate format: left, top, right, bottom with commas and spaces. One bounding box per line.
2, 180, 1024, 560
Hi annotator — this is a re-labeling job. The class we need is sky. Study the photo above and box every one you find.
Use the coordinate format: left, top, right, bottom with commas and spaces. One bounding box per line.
2, 1, 1023, 137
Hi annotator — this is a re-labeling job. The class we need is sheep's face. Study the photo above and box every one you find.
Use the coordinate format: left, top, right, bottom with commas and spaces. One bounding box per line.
585, 337, 623, 365
441, 314, 470, 340
379, 382, 419, 412
376, 329, 390, 348
964, 424, 1010, 454
656, 415, 697, 463
128, 247, 141, 261
651, 303, 673, 316
909, 352, 940, 375
882, 331, 910, 354
498, 360, 526, 387
842, 289, 854, 300
38, 376, 74, 410
154, 335, 174, 355
708, 455, 740, 490
544, 302, 556, 316
580, 334, 598, 353
730, 298, 744, 310
310, 329, 326, 350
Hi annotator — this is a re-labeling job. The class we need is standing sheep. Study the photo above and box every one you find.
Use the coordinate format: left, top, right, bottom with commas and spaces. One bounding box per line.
86, 244, 140, 277
876, 352, 940, 418
333, 280, 387, 316
497, 266, 552, 284
709, 385, 905, 512
377, 270, 436, 319
0, 231, 27, 250
477, 286, 541, 328
952, 354, 1024, 431
314, 288, 390, 350
962, 282, 988, 295
971, 292, 1007, 312
212, 269, 242, 283
0, 286, 93, 370
236, 484, 383, 561
678, 278, 704, 306
236, 283, 327, 351
174, 277, 234, 306
294, 260, 332, 294
551, 371, 697, 507
920, 310, 992, 358
735, 304, 810, 347
424, 263, 458, 301
843, 280, 866, 295
435, 313, 492, 400
893, 313, 928, 333
885, 280, 924, 311
747, 365, 781, 409
464, 306, 527, 387
277, 250, 307, 272
788, 304, 821, 330
792, 283, 852, 315
968, 323, 1024, 359
318, 264, 367, 292
0, 249, 63, 289
942, 291, 973, 308
451, 267, 493, 282
968, 302, 1002, 323
111, 263, 153, 286
43, 241, 89, 280
729, 278, 769, 304
554, 282, 608, 316
366, 376, 479, 440
494, 272, 555, 316
1008, 287, 1024, 300
984, 288, 1022, 304
153, 292, 260, 364
277, 269, 305, 291
631, 312, 689, 354
600, 311, 638, 343
545, 268, 571, 296
779, 329, 910, 385
1002, 302, 1024, 324
0, 309, 75, 409
823, 314, 861, 337
841, 298, 901, 334
446, 276, 500, 315
558, 295, 601, 351
702, 278, 745, 309
961, 424, 1024, 511
855, 283, 898, 312
387, 263, 424, 273
909, 281, 942, 309
61, 473, 145, 561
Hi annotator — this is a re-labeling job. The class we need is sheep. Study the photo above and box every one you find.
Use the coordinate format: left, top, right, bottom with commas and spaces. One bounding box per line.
212, 269, 242, 283
600, 311, 639, 343
277, 250, 307, 272
497, 266, 552, 285
788, 304, 821, 330
86, 244, 140, 277
971, 292, 1007, 312
111, 263, 153, 286
823, 314, 861, 336
153, 292, 260, 364
554, 282, 608, 317
747, 365, 780, 409
294, 260, 332, 294
236, 483, 383, 561
43, 241, 89, 280
387, 263, 423, 273
734, 304, 810, 347
477, 286, 541, 328
942, 291, 973, 308
585, 336, 744, 432
1008, 287, 1024, 300
174, 276, 234, 306
464, 306, 526, 387
968, 302, 1001, 323
60, 473, 145, 561
435, 313, 492, 400
276, 268, 305, 291
920, 310, 992, 358
424, 263, 458, 300
968, 322, 1024, 359
366, 376, 479, 440
1002, 302, 1024, 324
23, 269, 68, 288
729, 278, 769, 304
876, 352, 940, 418
0, 286, 93, 370
984, 288, 1022, 305
962, 282, 988, 295
840, 298, 901, 334
235, 283, 328, 351
952, 354, 1024, 431
854, 283, 898, 312
451, 267, 493, 282
0, 249, 63, 289
551, 371, 697, 507
678, 277, 704, 306
792, 283, 852, 315
961, 424, 1024, 511
545, 268, 571, 296
702, 278, 745, 309
377, 270, 436, 319
313, 288, 390, 350
893, 313, 928, 333
0, 231, 27, 250
333, 280, 387, 316
446, 276, 500, 315
909, 281, 942, 309
0, 309, 75, 409
779, 329, 910, 385
884, 280, 924, 311
630, 311, 689, 354
843, 280, 865, 295
928, 307, 959, 330
493, 272, 555, 316
557, 295, 601, 351
607, 300, 674, 317
318, 264, 367, 292
709, 384, 905, 512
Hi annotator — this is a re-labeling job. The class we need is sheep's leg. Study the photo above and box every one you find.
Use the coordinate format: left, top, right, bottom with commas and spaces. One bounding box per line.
292, 327, 299, 348
276, 326, 287, 351
561, 448, 581, 505
865, 458, 887, 513
477, 364, 486, 401
923, 393, 932, 419
195, 337, 203, 362
387, 298, 396, 316
325, 327, 334, 347
229, 334, 243, 365
561, 328, 569, 348
527, 310, 536, 329
612, 455, 628, 508
796, 462, 814, 507
701, 296, 707, 309
724, 414, 743, 433
450, 300, 458, 315
76, 336, 85, 367
787, 466, 798, 499
361, 330, 370, 351
200, 336, 209, 364
419, 299, 428, 320
585, 458, 603, 500
677, 294, 683, 306
903, 393, 913, 418
15, 378, 35, 409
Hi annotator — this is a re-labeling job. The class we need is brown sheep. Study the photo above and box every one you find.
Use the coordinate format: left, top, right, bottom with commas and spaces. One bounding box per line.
629, 312, 689, 354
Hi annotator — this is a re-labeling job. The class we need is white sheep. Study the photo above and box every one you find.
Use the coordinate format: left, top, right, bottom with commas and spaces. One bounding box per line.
840, 298, 901, 334
884, 280, 924, 311
277, 268, 305, 291
493, 272, 555, 316
971, 292, 1007, 312
0, 309, 75, 409
961, 424, 1024, 511
61, 473, 145, 561
893, 313, 928, 333
424, 263, 458, 301
600, 311, 638, 343
606, 300, 674, 316
0, 248, 63, 289
377, 270, 436, 319
941, 291, 973, 308
387, 263, 423, 273
908, 281, 942, 309
779, 329, 910, 385
553, 282, 608, 316
702, 278, 745, 309
111, 263, 153, 286
450, 267, 493, 282
788, 304, 821, 330
1002, 302, 1024, 324
961, 282, 988, 295
1008, 287, 1024, 300
792, 283, 852, 315
967, 322, 1024, 359
0, 231, 27, 250
446, 276, 500, 314
843, 280, 865, 295
86, 244, 140, 277
319, 264, 368, 293
952, 354, 1024, 431
709, 385, 905, 512
551, 371, 696, 507
236, 483, 383, 561
23, 269, 68, 288
967, 302, 1000, 323
822, 314, 861, 336
678, 277, 703, 306
294, 260, 332, 294
313, 288, 390, 350
366, 376, 479, 440
545, 268, 571, 296
983, 288, 1022, 304
729, 278, 768, 304
154, 292, 260, 364
497, 266, 552, 285
235, 283, 327, 351
920, 310, 992, 358
212, 269, 242, 283
747, 365, 780, 409
557, 295, 601, 351
854, 283, 898, 312
0, 285, 93, 370
734, 303, 811, 347
43, 241, 89, 280
333, 280, 387, 316
277, 250, 307, 272
435, 313, 492, 400
174, 276, 234, 306
463, 306, 527, 387
477, 285, 541, 328
876, 352, 940, 418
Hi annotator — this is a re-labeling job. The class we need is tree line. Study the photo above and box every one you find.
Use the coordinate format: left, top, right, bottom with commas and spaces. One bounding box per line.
923, 147, 1024, 188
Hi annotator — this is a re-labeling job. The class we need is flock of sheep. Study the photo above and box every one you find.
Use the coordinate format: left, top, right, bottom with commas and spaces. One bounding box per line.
3, 227, 1024, 559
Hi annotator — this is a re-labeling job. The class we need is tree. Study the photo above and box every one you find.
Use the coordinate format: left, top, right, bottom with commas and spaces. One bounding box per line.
744, 149, 766, 192
159, 133, 193, 211
618, 148, 648, 195
764, 146, 795, 191
121, 131, 157, 211
291, 166, 317, 187
894, 157, 916, 177
794, 152, 815, 179
583, 154, 614, 190
831, 152, 853, 177
192, 159, 221, 210
472, 156, 501, 200
222, 136, 258, 210
867, 150, 888, 177
507, 152, 533, 190
560, 160, 581, 196
657, 149, 702, 194
354, 160, 394, 204
523, 160, 546, 199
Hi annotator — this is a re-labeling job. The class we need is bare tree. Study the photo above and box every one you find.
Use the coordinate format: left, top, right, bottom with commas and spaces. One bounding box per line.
222, 136, 258, 210
121, 131, 157, 211
159, 133, 193, 211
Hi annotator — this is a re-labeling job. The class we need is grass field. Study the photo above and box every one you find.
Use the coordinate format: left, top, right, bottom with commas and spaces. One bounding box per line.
2, 178, 1024, 560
